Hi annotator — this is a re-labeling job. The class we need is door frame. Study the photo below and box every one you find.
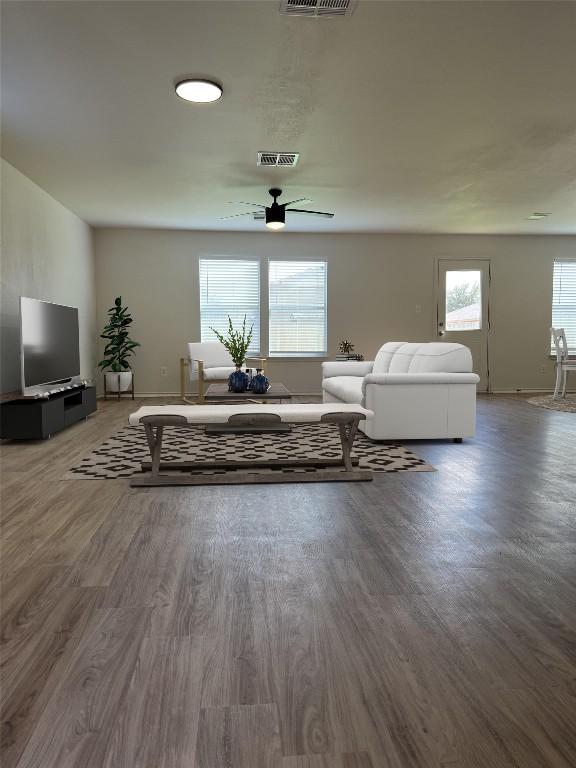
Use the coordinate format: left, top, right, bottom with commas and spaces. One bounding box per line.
434, 256, 492, 393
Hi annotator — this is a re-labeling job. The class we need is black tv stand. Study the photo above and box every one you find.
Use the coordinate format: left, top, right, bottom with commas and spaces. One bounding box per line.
0, 385, 97, 440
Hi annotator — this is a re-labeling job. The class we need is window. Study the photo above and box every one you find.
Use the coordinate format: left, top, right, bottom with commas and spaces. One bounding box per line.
269, 260, 327, 356
445, 270, 482, 331
199, 259, 260, 353
552, 260, 576, 352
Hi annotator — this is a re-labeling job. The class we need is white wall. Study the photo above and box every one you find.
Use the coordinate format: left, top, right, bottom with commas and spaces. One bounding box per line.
94, 227, 574, 394
1, 160, 96, 393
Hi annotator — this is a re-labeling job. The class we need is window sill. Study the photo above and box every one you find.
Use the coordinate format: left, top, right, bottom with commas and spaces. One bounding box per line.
268, 355, 328, 361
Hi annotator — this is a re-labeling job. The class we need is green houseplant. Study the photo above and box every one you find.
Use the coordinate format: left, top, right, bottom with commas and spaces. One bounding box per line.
98, 297, 140, 393
210, 315, 253, 392
210, 315, 253, 367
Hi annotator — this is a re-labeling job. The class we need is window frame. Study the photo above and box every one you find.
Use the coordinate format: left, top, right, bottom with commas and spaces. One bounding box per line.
198, 256, 262, 356
551, 258, 576, 354
267, 258, 328, 358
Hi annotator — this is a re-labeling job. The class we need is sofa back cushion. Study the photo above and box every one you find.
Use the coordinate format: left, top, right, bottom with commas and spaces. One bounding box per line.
372, 342, 406, 373
408, 343, 473, 373
373, 341, 473, 375
388, 343, 425, 373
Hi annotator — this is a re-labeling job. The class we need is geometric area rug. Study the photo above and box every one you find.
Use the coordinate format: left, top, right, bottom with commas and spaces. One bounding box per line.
62, 424, 435, 480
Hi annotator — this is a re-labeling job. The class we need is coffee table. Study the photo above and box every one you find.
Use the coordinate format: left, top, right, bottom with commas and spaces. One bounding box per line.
204, 382, 293, 432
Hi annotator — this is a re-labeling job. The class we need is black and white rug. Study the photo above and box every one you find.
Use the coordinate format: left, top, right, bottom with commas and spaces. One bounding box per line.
63, 424, 435, 480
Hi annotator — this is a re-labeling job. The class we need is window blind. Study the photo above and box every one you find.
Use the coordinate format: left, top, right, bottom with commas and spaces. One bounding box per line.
199, 259, 260, 354
552, 260, 576, 352
269, 260, 327, 356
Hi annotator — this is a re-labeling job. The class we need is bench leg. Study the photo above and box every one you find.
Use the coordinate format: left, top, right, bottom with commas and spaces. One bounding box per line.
143, 423, 164, 479
338, 419, 359, 472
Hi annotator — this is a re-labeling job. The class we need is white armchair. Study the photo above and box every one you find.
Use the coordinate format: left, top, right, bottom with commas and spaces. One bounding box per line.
180, 342, 265, 403
322, 342, 479, 441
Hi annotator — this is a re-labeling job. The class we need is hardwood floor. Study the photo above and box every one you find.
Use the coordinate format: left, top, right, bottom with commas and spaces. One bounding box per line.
1, 395, 575, 767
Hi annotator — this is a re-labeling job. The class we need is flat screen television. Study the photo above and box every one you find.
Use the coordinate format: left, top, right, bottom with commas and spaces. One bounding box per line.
20, 297, 81, 395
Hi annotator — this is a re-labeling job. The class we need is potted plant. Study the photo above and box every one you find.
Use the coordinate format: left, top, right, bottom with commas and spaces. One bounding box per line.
98, 297, 140, 393
210, 315, 253, 392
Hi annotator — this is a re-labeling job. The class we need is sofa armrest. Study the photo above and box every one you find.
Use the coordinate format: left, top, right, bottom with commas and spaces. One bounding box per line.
364, 372, 480, 386
322, 361, 374, 378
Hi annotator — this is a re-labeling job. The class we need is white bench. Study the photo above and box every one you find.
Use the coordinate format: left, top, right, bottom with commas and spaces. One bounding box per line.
128, 403, 374, 486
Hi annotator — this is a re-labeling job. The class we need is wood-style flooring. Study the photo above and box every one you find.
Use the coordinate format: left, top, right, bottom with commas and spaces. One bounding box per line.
1, 395, 575, 767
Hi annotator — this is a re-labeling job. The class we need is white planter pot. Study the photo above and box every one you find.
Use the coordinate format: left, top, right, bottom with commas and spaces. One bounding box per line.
105, 371, 133, 393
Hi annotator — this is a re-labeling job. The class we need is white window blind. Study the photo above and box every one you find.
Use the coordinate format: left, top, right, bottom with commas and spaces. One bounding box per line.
269, 260, 327, 356
552, 260, 576, 352
199, 259, 260, 353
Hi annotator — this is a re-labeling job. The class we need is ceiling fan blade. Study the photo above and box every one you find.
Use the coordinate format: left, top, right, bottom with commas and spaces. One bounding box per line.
284, 198, 312, 207
227, 201, 267, 208
220, 211, 263, 220
287, 208, 334, 218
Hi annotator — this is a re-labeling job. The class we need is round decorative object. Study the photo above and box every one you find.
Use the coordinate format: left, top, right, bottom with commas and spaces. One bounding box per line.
251, 370, 270, 395
228, 368, 249, 393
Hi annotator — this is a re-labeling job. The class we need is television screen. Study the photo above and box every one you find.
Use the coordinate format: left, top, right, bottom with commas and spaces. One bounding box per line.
20, 297, 80, 390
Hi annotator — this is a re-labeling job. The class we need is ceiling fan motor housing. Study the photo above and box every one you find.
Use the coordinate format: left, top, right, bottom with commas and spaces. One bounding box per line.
266, 202, 285, 226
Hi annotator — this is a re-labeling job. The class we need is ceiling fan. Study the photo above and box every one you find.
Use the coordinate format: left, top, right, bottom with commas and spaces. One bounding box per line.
221, 188, 334, 230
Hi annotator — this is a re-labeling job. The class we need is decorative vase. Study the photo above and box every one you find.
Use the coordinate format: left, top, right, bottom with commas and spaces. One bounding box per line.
228, 366, 249, 393
251, 369, 270, 395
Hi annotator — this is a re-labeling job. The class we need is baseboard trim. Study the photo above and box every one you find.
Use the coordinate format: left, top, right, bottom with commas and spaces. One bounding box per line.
97, 389, 575, 400
97, 391, 323, 399
488, 388, 576, 394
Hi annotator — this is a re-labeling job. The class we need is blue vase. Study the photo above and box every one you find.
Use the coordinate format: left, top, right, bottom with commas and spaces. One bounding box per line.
228, 367, 249, 393
251, 370, 270, 395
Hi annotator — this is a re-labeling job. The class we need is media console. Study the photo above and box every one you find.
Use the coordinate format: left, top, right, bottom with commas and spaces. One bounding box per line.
0, 385, 96, 440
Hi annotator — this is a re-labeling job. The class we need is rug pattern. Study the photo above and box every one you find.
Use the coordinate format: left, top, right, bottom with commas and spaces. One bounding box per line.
526, 394, 576, 413
63, 424, 435, 479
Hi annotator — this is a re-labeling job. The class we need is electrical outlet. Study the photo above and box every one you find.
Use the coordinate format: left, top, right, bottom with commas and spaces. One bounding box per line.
539, 365, 549, 374
415, 304, 422, 315
160, 366, 168, 376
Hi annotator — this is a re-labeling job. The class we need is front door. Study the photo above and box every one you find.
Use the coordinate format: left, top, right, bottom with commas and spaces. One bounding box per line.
436, 258, 491, 392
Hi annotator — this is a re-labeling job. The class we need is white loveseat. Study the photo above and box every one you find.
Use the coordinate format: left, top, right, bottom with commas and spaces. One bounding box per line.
322, 342, 479, 441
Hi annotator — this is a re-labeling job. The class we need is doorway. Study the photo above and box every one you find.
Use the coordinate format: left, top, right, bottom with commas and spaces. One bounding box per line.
436, 258, 491, 392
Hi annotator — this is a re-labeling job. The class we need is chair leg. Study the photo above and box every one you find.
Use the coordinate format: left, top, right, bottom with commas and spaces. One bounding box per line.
180, 358, 188, 403
561, 369, 567, 398
198, 361, 205, 404
553, 365, 562, 400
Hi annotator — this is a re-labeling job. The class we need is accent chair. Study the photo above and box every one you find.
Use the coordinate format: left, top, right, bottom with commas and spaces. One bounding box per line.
180, 342, 266, 403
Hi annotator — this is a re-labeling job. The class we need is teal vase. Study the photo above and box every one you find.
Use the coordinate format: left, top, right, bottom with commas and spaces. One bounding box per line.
228, 367, 249, 393
251, 370, 269, 395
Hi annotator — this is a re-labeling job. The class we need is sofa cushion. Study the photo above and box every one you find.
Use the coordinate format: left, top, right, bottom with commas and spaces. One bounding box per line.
374, 341, 473, 375
372, 342, 406, 373
322, 376, 364, 404
407, 343, 473, 373
387, 343, 424, 373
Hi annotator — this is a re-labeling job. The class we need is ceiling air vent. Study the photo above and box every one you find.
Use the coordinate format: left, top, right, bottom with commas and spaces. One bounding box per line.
279, 0, 356, 18
257, 152, 300, 167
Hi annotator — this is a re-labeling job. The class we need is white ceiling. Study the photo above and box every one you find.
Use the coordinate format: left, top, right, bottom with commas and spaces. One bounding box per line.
2, 0, 576, 234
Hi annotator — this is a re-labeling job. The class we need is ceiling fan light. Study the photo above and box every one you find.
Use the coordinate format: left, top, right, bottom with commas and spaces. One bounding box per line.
175, 79, 223, 103
265, 204, 286, 230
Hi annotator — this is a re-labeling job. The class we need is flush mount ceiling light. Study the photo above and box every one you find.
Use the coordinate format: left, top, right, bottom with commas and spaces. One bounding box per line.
526, 212, 551, 220
175, 79, 223, 103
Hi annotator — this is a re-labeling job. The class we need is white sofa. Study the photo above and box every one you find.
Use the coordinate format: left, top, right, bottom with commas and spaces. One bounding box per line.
322, 342, 479, 441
